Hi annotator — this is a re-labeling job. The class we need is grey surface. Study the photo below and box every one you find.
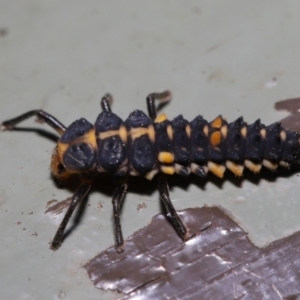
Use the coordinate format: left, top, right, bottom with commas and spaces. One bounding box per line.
1, 1, 300, 299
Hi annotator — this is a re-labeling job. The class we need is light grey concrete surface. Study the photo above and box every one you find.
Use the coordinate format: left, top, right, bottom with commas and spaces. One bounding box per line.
1, 1, 300, 299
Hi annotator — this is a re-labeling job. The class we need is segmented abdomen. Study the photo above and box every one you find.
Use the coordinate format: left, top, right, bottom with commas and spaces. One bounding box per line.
57, 110, 300, 179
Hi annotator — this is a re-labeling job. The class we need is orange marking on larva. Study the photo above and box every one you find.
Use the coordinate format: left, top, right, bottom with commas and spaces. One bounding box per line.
154, 113, 167, 123
221, 125, 227, 138
161, 165, 175, 175
208, 161, 225, 178
84, 129, 97, 148
167, 125, 173, 140
130, 125, 155, 142
241, 126, 247, 138
244, 160, 262, 173
99, 129, 118, 139
148, 125, 155, 143
210, 131, 221, 146
260, 128, 266, 139
226, 160, 244, 177
175, 163, 191, 175
158, 152, 174, 164
57, 142, 69, 161
130, 169, 140, 176
280, 130, 286, 141
119, 126, 128, 143
203, 125, 209, 136
190, 163, 200, 173
262, 159, 277, 171
211, 116, 223, 128
279, 160, 290, 168
185, 125, 191, 138
145, 169, 158, 180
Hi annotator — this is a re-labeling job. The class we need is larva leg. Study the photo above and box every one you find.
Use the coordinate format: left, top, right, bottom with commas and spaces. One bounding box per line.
147, 90, 188, 240
111, 182, 128, 253
100, 93, 113, 112
146, 90, 172, 120
157, 175, 188, 241
1, 110, 66, 135
50, 181, 92, 250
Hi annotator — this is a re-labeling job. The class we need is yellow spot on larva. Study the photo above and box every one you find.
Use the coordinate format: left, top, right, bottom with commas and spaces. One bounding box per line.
226, 160, 244, 177
211, 116, 223, 129
280, 130, 286, 141
145, 169, 158, 180
260, 128, 266, 139
185, 125, 191, 137
210, 131, 222, 147
148, 125, 155, 142
208, 161, 226, 178
57, 142, 69, 161
262, 159, 277, 171
158, 152, 174, 164
279, 160, 290, 168
221, 125, 227, 138
81, 129, 97, 149
155, 113, 167, 123
241, 126, 247, 138
119, 126, 127, 143
167, 125, 173, 140
244, 160, 262, 173
161, 165, 175, 175
130, 126, 155, 142
190, 162, 200, 173
130, 169, 140, 176
99, 129, 117, 139
203, 125, 209, 136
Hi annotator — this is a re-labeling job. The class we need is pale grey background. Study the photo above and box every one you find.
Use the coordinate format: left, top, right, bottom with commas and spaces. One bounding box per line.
1, 1, 300, 299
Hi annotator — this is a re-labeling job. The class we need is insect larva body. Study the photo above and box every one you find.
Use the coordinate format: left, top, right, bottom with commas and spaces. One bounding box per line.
2, 91, 299, 252
54, 111, 300, 181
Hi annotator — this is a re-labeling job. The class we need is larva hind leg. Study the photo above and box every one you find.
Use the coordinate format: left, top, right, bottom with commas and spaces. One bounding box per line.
157, 175, 189, 240
111, 182, 128, 253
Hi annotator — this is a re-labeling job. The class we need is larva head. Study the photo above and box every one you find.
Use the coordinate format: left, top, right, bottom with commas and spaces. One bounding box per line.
51, 118, 97, 179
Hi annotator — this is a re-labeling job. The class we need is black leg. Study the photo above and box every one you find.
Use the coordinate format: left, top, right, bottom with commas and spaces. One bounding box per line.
158, 174, 188, 241
50, 181, 91, 250
146, 90, 172, 120
111, 182, 128, 253
101, 94, 113, 112
147, 91, 188, 241
1, 110, 66, 135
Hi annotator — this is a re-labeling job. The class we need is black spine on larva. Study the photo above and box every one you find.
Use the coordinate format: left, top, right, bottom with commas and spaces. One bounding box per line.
125, 110, 156, 174
172, 115, 190, 166
190, 115, 208, 165
263, 122, 283, 162
245, 119, 265, 162
154, 119, 173, 153
60, 118, 93, 143
95, 111, 127, 173
282, 130, 300, 164
226, 117, 246, 163
95, 111, 123, 131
